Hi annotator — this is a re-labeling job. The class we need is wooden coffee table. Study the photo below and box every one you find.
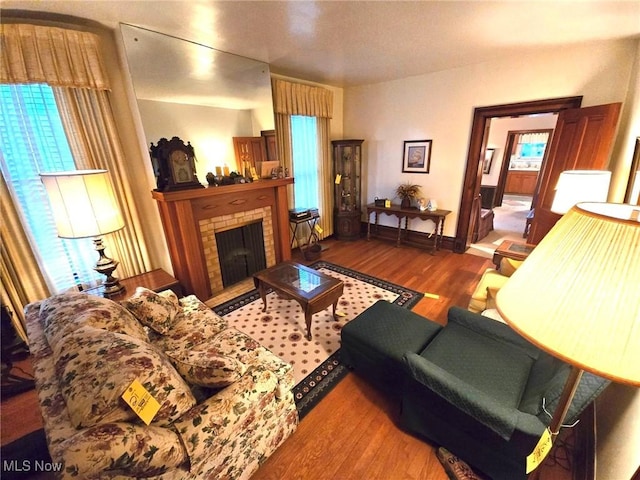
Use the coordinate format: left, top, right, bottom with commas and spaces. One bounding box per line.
253, 262, 344, 340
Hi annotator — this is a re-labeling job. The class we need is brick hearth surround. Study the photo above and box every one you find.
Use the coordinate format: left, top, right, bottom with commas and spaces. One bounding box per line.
151, 178, 293, 300
200, 206, 276, 294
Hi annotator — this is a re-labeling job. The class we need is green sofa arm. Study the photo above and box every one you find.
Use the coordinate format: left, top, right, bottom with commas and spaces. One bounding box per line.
403, 352, 546, 440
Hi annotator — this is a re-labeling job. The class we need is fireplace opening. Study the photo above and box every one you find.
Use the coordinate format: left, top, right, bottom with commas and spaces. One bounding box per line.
215, 221, 266, 288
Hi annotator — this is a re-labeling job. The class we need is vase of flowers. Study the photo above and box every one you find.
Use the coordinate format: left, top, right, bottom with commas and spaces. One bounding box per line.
396, 182, 422, 209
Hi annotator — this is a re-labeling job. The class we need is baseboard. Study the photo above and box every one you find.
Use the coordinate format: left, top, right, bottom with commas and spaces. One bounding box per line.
359, 222, 455, 251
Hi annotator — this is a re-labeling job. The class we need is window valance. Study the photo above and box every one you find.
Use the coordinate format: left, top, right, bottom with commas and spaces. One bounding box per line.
272, 78, 333, 118
0, 24, 110, 90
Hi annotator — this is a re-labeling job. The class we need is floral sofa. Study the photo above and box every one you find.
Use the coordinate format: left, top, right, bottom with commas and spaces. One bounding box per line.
24, 288, 298, 479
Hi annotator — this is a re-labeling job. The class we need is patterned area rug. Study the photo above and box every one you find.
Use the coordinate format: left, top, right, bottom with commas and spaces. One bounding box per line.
213, 261, 422, 418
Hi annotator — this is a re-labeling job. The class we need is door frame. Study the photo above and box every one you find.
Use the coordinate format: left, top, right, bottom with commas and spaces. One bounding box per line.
495, 128, 554, 206
453, 96, 583, 253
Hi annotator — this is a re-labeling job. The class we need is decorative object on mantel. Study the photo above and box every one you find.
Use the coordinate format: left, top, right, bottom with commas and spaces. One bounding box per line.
149, 136, 204, 192
402, 139, 432, 174
395, 182, 422, 209
40, 170, 126, 295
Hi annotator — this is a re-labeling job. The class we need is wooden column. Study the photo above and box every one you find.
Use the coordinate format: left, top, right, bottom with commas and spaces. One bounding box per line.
152, 178, 294, 300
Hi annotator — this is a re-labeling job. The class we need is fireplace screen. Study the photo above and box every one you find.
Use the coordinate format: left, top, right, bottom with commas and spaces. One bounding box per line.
215, 221, 267, 287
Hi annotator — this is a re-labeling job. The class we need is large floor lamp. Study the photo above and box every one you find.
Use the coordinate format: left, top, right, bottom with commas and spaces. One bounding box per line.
40, 170, 125, 295
496, 201, 640, 474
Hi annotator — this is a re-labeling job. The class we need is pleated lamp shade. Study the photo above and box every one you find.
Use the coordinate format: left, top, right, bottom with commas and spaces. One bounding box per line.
40, 170, 124, 239
496, 202, 640, 386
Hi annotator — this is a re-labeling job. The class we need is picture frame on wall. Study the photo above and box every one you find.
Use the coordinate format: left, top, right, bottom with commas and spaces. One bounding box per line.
402, 140, 432, 174
483, 148, 495, 174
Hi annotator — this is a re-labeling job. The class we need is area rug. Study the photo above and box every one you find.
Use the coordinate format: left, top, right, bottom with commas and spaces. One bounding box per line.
213, 261, 422, 418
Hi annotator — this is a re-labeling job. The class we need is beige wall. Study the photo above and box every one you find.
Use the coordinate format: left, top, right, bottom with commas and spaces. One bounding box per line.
343, 39, 638, 237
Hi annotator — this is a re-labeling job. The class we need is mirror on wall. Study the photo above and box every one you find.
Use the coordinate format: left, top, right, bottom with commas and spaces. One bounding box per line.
120, 23, 275, 184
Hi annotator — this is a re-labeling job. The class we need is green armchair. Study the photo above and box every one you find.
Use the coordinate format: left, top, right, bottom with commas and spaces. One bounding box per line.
400, 307, 610, 480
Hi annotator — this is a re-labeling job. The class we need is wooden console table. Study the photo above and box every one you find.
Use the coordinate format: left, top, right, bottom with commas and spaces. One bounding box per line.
365, 203, 451, 254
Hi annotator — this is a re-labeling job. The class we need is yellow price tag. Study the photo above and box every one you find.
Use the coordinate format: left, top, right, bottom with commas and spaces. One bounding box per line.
526, 427, 553, 473
335, 174, 342, 184
314, 224, 324, 234
122, 379, 161, 425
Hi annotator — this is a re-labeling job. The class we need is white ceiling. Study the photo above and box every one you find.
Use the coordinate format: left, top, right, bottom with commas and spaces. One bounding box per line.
2, 0, 640, 87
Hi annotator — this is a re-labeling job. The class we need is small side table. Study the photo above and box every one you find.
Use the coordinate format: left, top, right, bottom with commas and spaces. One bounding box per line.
492, 240, 535, 269
289, 212, 320, 251
84, 268, 182, 302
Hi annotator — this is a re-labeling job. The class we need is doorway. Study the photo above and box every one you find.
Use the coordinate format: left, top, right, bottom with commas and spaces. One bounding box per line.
453, 96, 583, 253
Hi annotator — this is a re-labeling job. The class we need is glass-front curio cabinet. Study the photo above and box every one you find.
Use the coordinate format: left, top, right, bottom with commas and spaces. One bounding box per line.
332, 139, 364, 240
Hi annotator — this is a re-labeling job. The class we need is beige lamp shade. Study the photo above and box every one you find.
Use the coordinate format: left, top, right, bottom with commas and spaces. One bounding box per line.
496, 202, 640, 386
40, 170, 124, 238
550, 170, 611, 214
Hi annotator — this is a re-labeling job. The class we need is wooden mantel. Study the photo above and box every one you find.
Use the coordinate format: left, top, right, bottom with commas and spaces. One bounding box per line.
152, 178, 293, 300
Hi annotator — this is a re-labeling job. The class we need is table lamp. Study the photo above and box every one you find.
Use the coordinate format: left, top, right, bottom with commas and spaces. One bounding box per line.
496, 202, 640, 472
40, 170, 125, 295
550, 170, 611, 214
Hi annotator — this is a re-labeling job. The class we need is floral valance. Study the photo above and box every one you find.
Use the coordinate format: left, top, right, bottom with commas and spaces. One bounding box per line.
0, 24, 110, 90
272, 78, 333, 118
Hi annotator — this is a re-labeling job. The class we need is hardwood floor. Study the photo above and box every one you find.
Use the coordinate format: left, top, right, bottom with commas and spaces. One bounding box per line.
1, 238, 574, 479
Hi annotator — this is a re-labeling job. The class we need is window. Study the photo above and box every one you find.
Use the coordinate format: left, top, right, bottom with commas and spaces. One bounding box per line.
0, 84, 101, 292
290, 115, 319, 208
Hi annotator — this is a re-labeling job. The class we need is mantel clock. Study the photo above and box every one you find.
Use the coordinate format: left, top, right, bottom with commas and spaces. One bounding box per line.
150, 136, 204, 192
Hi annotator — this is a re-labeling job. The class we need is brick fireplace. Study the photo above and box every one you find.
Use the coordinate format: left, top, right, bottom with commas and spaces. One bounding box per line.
200, 206, 276, 294
152, 178, 293, 300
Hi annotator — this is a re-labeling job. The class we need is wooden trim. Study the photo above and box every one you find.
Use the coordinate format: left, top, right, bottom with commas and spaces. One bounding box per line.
152, 178, 294, 299
454, 96, 583, 253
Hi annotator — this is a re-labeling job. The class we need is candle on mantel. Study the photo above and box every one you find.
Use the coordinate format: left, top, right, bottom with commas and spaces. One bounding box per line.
223, 164, 230, 176
215, 166, 222, 176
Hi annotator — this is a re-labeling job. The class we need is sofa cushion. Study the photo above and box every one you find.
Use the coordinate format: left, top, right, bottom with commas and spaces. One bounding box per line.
121, 287, 180, 335
59, 422, 187, 478
53, 325, 196, 428
167, 341, 248, 388
149, 295, 228, 352
39, 292, 149, 349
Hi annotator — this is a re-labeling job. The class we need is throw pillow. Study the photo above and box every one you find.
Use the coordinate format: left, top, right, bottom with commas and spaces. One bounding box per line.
166, 340, 247, 388
53, 325, 196, 429
40, 292, 149, 350
121, 287, 180, 335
